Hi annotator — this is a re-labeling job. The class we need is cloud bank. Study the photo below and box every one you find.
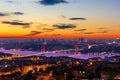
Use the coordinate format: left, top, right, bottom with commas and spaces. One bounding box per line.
53, 24, 76, 29
69, 18, 86, 20
26, 31, 42, 36
2, 21, 32, 28
38, 0, 68, 5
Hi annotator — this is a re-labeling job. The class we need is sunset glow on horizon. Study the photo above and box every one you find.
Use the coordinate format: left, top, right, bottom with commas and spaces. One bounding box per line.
0, 0, 120, 39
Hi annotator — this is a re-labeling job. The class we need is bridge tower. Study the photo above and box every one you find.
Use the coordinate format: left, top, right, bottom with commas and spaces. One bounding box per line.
41, 42, 47, 53
74, 43, 78, 55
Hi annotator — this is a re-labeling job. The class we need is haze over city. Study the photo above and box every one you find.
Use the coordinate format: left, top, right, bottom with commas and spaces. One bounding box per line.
0, 0, 120, 39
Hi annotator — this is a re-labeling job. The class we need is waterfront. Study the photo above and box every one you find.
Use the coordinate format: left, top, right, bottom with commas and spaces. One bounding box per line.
0, 49, 120, 80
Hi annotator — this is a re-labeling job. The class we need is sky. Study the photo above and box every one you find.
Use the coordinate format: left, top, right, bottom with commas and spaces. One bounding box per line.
0, 0, 120, 39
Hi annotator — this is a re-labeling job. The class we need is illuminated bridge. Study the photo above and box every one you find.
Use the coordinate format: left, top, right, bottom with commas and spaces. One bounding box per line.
0, 49, 120, 60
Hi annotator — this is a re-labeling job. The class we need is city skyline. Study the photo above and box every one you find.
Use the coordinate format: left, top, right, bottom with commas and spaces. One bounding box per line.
0, 0, 120, 39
